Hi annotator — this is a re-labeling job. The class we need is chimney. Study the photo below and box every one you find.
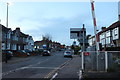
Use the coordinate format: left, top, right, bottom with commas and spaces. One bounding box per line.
101, 27, 106, 31
16, 27, 20, 31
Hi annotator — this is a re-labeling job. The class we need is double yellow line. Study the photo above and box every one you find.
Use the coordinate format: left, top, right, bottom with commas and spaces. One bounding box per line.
44, 59, 72, 78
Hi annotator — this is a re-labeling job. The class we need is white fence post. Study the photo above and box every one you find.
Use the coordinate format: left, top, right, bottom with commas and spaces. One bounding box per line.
105, 51, 108, 71
82, 52, 84, 70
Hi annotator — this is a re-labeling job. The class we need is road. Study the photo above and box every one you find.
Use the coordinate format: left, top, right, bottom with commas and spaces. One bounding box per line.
2, 51, 82, 80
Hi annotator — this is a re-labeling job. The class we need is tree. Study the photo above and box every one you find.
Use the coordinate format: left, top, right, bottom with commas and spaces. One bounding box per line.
43, 34, 52, 41
71, 45, 81, 54
71, 45, 75, 50
42, 34, 52, 50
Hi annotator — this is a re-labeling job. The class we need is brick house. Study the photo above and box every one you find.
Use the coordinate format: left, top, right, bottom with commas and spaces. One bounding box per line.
34, 39, 61, 51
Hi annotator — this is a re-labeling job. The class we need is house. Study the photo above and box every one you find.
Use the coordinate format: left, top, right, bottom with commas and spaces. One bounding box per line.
1, 24, 12, 50
87, 21, 120, 51
98, 21, 120, 50
11, 27, 28, 50
34, 39, 61, 51
88, 35, 95, 47
24, 36, 34, 51
1, 24, 34, 51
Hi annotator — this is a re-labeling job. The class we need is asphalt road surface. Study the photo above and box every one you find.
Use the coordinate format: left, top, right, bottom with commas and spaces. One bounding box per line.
2, 51, 82, 80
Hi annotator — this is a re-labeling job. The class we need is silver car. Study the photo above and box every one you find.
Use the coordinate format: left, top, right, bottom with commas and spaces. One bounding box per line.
64, 51, 73, 58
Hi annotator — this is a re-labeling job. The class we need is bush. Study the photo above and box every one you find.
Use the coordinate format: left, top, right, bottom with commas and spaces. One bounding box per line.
107, 67, 116, 72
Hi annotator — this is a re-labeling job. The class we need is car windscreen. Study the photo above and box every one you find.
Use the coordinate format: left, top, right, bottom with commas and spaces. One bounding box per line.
65, 52, 71, 54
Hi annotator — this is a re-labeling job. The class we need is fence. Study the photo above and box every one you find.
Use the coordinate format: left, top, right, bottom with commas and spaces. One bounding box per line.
81, 51, 120, 72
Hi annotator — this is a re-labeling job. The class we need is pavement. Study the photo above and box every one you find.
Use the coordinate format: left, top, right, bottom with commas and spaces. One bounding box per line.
54, 55, 81, 79
82, 71, 120, 80
82, 55, 120, 80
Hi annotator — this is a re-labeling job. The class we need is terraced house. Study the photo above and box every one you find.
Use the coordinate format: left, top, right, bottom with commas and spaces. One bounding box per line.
98, 21, 120, 51
1, 24, 34, 51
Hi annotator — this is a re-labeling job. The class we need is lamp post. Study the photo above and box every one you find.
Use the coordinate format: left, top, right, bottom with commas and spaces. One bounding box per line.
6, 2, 10, 49
6, 2, 9, 28
5, 2, 9, 63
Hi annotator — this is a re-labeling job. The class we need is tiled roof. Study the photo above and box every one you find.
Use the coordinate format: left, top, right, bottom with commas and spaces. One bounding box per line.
98, 21, 120, 34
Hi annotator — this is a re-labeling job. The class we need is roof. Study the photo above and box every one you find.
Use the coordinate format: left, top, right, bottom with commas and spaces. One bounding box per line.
98, 21, 120, 35
12, 28, 29, 37
34, 41, 42, 43
1, 24, 11, 33
20, 32, 28, 37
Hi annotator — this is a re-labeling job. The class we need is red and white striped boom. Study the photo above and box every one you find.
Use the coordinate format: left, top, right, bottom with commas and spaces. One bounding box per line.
90, 0, 99, 51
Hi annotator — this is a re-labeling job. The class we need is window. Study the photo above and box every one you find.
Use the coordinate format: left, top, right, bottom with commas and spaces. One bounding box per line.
7, 32, 11, 39
114, 28, 118, 35
112, 27, 118, 40
106, 37, 110, 44
106, 30, 110, 37
101, 39, 105, 45
15, 36, 18, 41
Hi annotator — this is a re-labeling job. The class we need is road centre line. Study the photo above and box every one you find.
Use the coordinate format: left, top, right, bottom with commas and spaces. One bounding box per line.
78, 69, 82, 80
44, 58, 72, 78
50, 73, 58, 80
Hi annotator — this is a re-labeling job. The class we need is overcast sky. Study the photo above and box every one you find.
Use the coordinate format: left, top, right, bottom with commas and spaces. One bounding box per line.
0, 2, 119, 45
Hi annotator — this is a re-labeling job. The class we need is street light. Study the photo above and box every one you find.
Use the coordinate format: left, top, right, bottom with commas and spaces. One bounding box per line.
5, 2, 11, 63
6, 2, 12, 28
6, 2, 9, 28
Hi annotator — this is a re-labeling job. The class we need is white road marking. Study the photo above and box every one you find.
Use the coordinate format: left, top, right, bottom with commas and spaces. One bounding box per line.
2, 53, 71, 78
78, 70, 82, 80
44, 58, 72, 78
50, 73, 58, 80
2, 58, 50, 76
22, 67, 60, 69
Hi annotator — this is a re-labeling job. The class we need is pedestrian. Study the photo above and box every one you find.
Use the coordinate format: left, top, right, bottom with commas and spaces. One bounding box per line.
5, 53, 8, 63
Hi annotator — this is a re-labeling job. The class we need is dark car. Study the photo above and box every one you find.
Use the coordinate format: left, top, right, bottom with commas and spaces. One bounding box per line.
64, 51, 73, 58
41, 50, 51, 56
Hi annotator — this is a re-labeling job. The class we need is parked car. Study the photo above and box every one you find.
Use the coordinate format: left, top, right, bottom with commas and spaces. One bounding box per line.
6, 51, 13, 57
41, 50, 51, 56
2, 50, 13, 61
64, 51, 73, 58
22, 50, 30, 56
13, 50, 30, 57
24, 49, 32, 55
